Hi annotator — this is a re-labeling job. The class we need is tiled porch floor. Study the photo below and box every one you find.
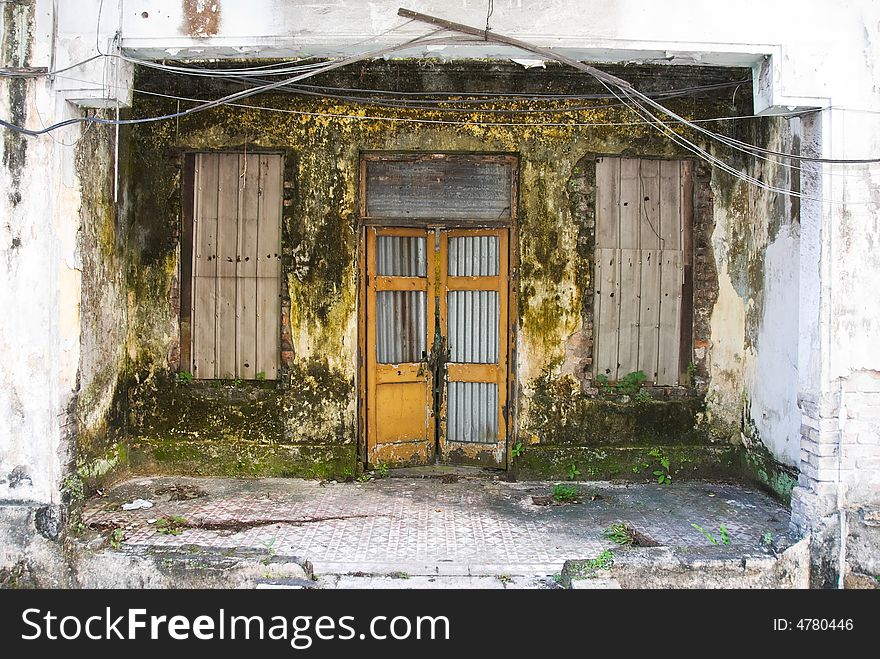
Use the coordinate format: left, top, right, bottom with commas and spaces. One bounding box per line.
83, 474, 792, 576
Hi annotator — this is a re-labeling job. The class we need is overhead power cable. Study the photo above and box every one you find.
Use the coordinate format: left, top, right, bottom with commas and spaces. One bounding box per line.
0, 27, 448, 136
2, 6, 879, 175
396, 8, 880, 167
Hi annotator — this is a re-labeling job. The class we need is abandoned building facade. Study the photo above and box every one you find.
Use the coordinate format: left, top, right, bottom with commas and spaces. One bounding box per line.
1, 0, 879, 588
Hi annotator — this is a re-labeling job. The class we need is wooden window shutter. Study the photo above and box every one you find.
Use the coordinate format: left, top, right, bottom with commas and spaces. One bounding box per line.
594, 157, 692, 386
190, 152, 282, 380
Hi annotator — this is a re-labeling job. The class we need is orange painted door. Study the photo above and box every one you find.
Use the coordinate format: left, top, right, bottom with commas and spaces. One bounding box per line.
439, 229, 508, 468
365, 227, 509, 469
365, 227, 436, 466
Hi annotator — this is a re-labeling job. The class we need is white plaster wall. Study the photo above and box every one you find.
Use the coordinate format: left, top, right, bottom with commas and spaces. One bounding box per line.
0, 4, 83, 504
749, 224, 801, 466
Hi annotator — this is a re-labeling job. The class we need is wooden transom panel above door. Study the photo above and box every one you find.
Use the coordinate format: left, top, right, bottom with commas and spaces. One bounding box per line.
593, 157, 693, 386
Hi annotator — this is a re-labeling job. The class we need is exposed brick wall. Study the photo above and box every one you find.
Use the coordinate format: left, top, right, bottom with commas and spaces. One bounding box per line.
792, 370, 880, 586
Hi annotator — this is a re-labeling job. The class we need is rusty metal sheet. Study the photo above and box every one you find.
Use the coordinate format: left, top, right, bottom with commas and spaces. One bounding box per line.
364, 155, 513, 220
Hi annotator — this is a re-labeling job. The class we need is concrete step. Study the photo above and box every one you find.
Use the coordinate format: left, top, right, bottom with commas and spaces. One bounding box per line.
316, 574, 561, 589
563, 537, 810, 589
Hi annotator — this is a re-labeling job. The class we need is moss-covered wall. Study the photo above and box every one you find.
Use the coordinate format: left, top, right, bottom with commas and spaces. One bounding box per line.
72, 119, 129, 493
111, 60, 798, 493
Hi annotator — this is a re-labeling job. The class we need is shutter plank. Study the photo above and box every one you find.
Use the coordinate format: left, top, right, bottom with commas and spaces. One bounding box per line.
679, 161, 695, 383
216, 277, 237, 379
217, 155, 240, 278
639, 159, 661, 250
638, 249, 661, 383
594, 248, 621, 380
257, 155, 282, 279
595, 157, 619, 249
216, 154, 240, 378
237, 276, 257, 379
239, 154, 260, 279
193, 275, 216, 379
618, 159, 640, 249
192, 154, 219, 377
659, 160, 682, 250
193, 153, 219, 278
256, 275, 280, 380
617, 248, 641, 376
657, 250, 682, 385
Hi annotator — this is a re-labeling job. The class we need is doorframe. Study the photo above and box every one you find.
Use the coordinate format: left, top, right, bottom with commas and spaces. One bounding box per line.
355, 151, 520, 470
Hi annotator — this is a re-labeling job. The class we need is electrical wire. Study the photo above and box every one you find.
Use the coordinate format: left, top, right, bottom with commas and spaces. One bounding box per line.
125, 84, 811, 129
0, 27, 449, 136
577, 70, 814, 199
2, 10, 878, 170
204, 74, 750, 114
628, 86, 880, 164
0, 53, 104, 78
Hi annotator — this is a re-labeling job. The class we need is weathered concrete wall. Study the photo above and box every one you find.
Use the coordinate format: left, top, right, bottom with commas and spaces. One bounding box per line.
563, 537, 811, 589
74, 121, 129, 491
703, 116, 805, 499
0, 1, 75, 583
0, 0, 126, 584
115, 62, 800, 489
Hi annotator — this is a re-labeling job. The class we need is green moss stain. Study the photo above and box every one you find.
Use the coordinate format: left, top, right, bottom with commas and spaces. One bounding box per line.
523, 372, 707, 447
514, 444, 741, 481
1, 0, 34, 206
119, 61, 755, 479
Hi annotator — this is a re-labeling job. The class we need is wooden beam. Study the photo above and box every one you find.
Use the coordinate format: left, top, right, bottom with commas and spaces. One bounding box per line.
397, 8, 633, 90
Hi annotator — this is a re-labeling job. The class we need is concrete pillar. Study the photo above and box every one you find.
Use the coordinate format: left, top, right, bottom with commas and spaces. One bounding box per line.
791, 107, 880, 588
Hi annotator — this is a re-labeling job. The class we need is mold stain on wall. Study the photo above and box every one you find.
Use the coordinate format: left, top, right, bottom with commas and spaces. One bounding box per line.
705, 116, 803, 485
107, 61, 799, 489
1, 0, 34, 207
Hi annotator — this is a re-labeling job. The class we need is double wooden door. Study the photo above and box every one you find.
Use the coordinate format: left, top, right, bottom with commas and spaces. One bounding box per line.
364, 227, 509, 468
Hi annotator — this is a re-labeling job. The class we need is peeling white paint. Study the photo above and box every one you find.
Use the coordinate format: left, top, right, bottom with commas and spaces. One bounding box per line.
706, 259, 746, 438
748, 226, 800, 467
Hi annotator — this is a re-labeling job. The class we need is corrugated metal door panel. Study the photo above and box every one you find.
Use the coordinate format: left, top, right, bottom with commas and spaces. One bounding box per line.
375, 290, 427, 364
447, 382, 498, 444
448, 235, 498, 276
376, 235, 427, 277
447, 290, 499, 364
